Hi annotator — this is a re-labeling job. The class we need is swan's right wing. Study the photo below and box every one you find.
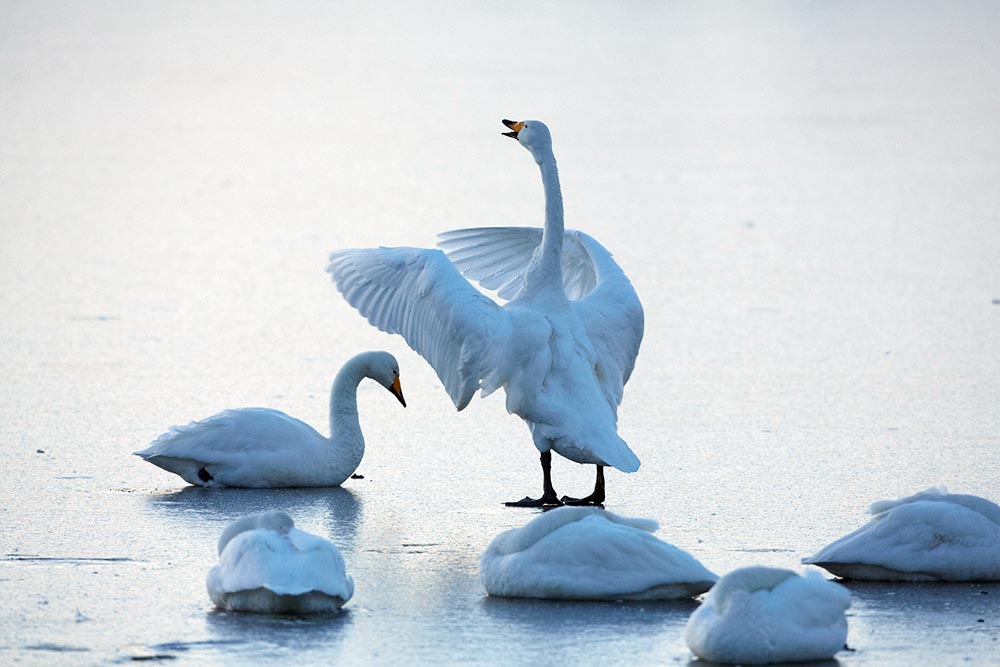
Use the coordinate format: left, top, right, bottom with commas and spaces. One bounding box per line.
437, 226, 597, 301
327, 247, 512, 410
436, 226, 543, 300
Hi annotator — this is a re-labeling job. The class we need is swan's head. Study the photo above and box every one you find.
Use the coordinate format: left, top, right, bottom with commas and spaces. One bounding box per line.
502, 119, 553, 164
364, 351, 406, 407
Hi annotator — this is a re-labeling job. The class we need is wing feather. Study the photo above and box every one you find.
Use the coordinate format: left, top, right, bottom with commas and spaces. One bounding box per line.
437, 227, 643, 405
438, 226, 603, 300
438, 227, 544, 299
570, 231, 644, 406
327, 247, 512, 410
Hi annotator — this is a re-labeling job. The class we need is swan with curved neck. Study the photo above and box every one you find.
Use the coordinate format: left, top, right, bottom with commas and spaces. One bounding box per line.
328, 119, 644, 506
134, 351, 405, 488
502, 120, 565, 299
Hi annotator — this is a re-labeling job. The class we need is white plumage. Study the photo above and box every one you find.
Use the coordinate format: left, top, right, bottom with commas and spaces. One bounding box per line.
803, 487, 1000, 581
684, 566, 851, 665
435, 226, 644, 410
480, 507, 717, 600
134, 351, 405, 488
328, 120, 643, 505
207, 511, 354, 614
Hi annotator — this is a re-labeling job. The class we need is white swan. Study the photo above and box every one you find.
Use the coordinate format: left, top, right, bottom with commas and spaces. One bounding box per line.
328, 119, 643, 506
684, 566, 851, 665
480, 507, 716, 600
803, 487, 1000, 581
134, 351, 405, 487
207, 510, 354, 613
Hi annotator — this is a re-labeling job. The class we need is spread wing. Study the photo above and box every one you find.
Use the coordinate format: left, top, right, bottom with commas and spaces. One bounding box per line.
437, 227, 643, 405
327, 247, 512, 409
569, 231, 644, 406
437, 227, 596, 301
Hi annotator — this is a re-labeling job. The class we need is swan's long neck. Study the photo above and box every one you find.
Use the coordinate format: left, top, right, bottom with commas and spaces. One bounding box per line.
522, 151, 565, 298
329, 355, 368, 470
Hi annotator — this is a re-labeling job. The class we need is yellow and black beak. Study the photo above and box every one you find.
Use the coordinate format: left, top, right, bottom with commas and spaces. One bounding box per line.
502, 119, 524, 139
390, 376, 406, 407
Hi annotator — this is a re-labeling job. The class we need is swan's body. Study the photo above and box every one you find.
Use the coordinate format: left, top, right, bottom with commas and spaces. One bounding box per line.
684, 566, 851, 665
207, 511, 354, 613
134, 351, 405, 488
328, 120, 643, 505
480, 507, 716, 600
803, 487, 1000, 581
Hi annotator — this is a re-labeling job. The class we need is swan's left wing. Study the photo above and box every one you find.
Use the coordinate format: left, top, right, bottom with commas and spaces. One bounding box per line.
569, 231, 644, 407
327, 247, 512, 410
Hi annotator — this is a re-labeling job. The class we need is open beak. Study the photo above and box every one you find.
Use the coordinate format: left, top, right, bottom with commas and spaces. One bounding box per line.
390, 376, 406, 407
502, 119, 524, 139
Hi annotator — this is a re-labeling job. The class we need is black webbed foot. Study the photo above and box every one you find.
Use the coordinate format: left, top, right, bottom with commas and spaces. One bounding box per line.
560, 465, 606, 506
506, 451, 563, 507
559, 493, 605, 507
505, 492, 563, 508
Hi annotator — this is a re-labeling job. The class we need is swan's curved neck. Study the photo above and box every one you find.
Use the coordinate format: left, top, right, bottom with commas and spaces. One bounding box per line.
522, 152, 565, 298
329, 356, 368, 467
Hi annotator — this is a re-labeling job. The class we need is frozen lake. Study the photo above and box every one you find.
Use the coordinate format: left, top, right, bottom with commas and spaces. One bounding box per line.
2, 1, 999, 665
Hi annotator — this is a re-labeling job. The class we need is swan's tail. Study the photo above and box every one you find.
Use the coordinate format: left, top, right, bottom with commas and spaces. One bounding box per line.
598, 435, 641, 473
534, 423, 640, 473
133, 453, 212, 486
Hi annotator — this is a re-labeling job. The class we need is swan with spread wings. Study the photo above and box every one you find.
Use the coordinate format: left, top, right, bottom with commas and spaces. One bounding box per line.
328, 119, 643, 506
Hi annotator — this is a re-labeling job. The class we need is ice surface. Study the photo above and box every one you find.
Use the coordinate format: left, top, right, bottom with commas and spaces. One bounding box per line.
2, 1, 999, 665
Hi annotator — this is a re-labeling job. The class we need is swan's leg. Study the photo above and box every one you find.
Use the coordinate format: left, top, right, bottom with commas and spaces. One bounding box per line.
505, 451, 563, 507
560, 466, 605, 506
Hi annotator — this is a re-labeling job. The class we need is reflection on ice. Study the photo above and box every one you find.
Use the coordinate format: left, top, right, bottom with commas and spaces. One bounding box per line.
838, 580, 1000, 615
480, 595, 697, 632
206, 608, 353, 633
145, 486, 363, 550
684, 659, 841, 667
196, 610, 353, 665
205, 608, 353, 650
